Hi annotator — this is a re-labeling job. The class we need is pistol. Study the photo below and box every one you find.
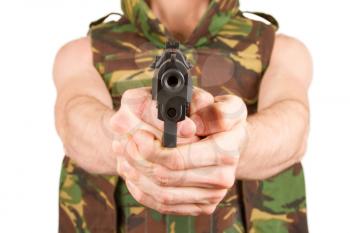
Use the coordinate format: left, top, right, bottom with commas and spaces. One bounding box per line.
151, 41, 193, 148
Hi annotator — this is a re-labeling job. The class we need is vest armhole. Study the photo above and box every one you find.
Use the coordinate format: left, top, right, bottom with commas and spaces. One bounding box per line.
86, 27, 106, 81
257, 22, 277, 75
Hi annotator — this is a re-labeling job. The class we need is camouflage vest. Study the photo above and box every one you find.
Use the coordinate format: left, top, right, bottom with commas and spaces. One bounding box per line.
59, 0, 308, 232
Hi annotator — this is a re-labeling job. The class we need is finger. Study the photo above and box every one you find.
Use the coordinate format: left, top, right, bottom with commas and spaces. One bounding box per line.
127, 174, 226, 205
121, 130, 201, 176
191, 95, 247, 136
122, 132, 156, 176
126, 180, 218, 216
190, 87, 214, 114
115, 87, 163, 139
110, 107, 163, 141
140, 99, 197, 137
177, 135, 201, 145
116, 155, 140, 181
152, 164, 238, 189
128, 130, 161, 165
121, 87, 152, 116
156, 128, 242, 170
120, 135, 230, 203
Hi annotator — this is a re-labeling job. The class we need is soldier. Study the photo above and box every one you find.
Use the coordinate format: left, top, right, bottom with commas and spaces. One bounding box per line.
54, 0, 312, 232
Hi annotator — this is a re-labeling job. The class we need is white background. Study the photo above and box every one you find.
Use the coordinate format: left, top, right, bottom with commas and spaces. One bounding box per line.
0, 0, 349, 232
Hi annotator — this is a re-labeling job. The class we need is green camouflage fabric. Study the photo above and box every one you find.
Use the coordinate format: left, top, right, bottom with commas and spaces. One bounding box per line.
58, 0, 308, 232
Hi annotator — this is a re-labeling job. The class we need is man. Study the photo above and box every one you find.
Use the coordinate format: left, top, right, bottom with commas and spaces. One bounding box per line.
54, 0, 312, 232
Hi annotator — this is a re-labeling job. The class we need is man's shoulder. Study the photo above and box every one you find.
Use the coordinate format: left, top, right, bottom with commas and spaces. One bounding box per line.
267, 33, 313, 87
274, 34, 311, 58
273, 34, 313, 68
53, 37, 95, 85
54, 37, 91, 63
53, 37, 93, 71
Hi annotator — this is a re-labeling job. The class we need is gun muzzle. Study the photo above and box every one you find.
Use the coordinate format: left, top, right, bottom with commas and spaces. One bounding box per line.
151, 41, 193, 148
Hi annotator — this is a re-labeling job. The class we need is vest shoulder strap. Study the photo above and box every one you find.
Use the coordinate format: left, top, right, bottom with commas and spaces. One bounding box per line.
240, 11, 279, 30
89, 12, 123, 28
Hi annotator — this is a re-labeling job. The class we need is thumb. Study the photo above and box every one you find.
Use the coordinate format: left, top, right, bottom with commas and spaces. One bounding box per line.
177, 116, 197, 137
191, 95, 247, 136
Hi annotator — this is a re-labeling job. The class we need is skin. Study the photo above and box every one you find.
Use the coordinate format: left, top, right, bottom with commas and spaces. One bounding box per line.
54, 0, 312, 216
149, 0, 210, 41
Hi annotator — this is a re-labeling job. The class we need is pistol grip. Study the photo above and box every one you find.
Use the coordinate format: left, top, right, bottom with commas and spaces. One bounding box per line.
163, 121, 177, 148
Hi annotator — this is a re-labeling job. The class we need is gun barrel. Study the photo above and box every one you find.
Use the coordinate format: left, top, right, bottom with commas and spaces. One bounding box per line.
151, 41, 193, 148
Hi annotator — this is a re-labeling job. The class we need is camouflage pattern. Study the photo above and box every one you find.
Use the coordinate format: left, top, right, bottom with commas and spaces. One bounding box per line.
59, 0, 308, 232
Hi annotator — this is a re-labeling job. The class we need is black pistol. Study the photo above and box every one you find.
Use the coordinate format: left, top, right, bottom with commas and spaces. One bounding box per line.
151, 41, 193, 148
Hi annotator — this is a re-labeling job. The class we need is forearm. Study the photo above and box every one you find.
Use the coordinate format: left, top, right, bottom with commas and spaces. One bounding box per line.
56, 95, 117, 174
236, 99, 309, 180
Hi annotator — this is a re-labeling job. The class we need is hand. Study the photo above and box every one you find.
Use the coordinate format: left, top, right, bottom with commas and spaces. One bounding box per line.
114, 129, 235, 215
114, 92, 247, 215
110, 86, 208, 215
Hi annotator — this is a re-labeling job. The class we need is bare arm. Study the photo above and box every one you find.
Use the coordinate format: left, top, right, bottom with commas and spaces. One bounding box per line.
53, 37, 198, 175
236, 34, 313, 180
53, 37, 117, 174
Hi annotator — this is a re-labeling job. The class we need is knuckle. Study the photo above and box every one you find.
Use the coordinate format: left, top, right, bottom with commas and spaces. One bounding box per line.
207, 193, 223, 204
154, 167, 171, 186
215, 170, 234, 188
166, 154, 183, 170
219, 180, 231, 189
187, 211, 200, 217
213, 102, 224, 115
133, 190, 145, 204
219, 153, 236, 165
200, 205, 217, 215
157, 203, 169, 214
218, 117, 233, 131
214, 191, 227, 203
214, 104, 232, 128
111, 110, 133, 133
158, 191, 173, 205
190, 211, 200, 217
